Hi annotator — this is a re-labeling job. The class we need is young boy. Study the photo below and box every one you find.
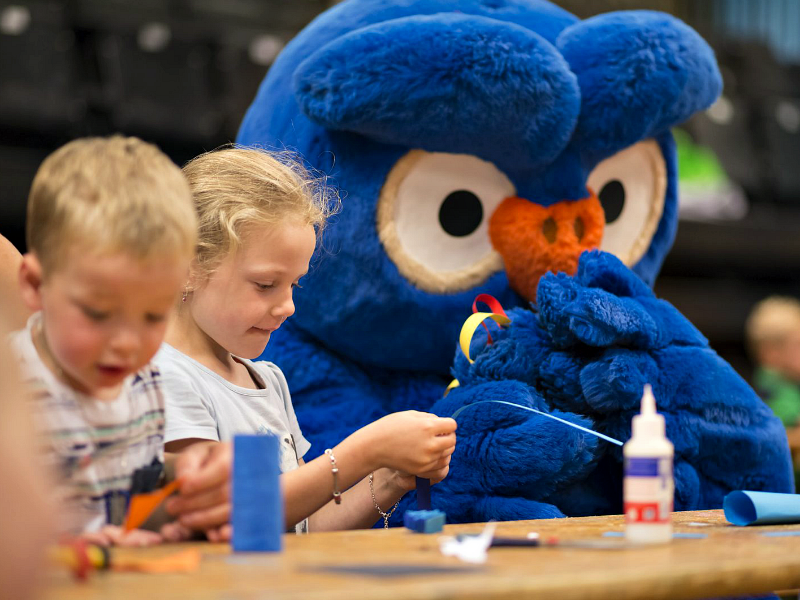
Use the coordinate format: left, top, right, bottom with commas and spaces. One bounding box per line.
746, 296, 800, 427
10, 136, 231, 545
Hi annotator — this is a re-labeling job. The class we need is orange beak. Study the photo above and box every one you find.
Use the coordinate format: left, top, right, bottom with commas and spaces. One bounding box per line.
488, 192, 604, 302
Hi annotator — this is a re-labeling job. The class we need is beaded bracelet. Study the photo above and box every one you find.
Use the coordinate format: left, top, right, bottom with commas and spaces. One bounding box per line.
324, 448, 342, 504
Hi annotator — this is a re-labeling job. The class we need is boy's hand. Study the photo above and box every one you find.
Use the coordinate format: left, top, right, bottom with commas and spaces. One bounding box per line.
368, 411, 456, 475
80, 525, 163, 547
165, 442, 232, 533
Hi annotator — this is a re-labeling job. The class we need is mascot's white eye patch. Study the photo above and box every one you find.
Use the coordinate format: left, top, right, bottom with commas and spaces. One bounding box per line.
588, 139, 667, 267
377, 150, 514, 294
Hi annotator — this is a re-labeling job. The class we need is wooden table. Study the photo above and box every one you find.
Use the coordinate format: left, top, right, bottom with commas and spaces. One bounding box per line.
42, 510, 800, 600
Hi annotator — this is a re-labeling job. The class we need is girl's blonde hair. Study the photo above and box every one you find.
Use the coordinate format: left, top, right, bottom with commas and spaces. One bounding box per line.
182, 146, 336, 278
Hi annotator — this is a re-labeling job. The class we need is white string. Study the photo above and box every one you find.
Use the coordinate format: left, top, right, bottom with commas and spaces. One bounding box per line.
451, 400, 623, 446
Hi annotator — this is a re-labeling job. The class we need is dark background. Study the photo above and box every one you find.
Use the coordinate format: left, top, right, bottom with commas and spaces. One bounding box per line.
1, 0, 798, 380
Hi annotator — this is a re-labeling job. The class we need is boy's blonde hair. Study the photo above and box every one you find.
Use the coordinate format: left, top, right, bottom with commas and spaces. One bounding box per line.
182, 146, 335, 278
746, 296, 800, 352
27, 136, 197, 274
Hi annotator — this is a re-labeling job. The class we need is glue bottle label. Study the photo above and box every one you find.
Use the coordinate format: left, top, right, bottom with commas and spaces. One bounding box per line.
624, 456, 673, 524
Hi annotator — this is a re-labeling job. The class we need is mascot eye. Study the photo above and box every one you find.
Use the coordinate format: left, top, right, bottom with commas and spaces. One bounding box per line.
438, 191, 483, 237
597, 180, 625, 224
587, 139, 667, 266
377, 150, 515, 293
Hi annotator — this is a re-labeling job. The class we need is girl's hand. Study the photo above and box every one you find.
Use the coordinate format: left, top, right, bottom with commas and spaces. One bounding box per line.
391, 457, 452, 492
367, 411, 456, 475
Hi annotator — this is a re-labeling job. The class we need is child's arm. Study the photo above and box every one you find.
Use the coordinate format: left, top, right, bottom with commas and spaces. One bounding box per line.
1, 235, 30, 329
307, 464, 448, 531
281, 411, 455, 530
167, 412, 456, 534
79, 526, 164, 547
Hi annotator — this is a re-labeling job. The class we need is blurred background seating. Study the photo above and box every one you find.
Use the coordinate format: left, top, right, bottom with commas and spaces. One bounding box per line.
1, 0, 799, 384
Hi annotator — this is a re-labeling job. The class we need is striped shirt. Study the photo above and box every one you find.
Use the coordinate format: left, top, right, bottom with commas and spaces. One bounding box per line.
10, 314, 166, 534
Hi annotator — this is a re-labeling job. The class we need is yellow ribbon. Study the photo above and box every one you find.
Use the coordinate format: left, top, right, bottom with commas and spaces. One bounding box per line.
444, 304, 513, 396
444, 379, 460, 396
459, 312, 512, 363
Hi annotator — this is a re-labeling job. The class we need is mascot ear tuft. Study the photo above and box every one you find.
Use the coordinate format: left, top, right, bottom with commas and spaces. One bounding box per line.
293, 13, 581, 171
557, 10, 722, 164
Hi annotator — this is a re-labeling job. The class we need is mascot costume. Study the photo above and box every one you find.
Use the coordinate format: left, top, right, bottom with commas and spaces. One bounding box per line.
237, 0, 794, 524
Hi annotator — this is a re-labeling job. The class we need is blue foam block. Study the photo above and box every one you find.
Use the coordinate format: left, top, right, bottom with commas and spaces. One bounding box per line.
404, 509, 446, 533
232, 434, 283, 552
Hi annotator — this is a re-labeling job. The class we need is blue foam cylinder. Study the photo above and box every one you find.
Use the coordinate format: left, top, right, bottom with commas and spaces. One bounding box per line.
232, 434, 283, 552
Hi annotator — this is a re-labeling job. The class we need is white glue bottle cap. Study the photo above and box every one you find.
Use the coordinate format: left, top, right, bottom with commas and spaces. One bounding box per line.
631, 384, 665, 439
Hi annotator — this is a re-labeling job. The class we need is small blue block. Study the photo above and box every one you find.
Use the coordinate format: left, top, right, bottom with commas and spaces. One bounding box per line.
404, 509, 446, 533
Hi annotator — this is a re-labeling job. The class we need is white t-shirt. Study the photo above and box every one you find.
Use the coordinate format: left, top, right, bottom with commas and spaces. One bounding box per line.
154, 343, 310, 533
10, 314, 166, 534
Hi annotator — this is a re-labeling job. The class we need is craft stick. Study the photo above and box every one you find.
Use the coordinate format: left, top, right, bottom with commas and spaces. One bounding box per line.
416, 477, 432, 510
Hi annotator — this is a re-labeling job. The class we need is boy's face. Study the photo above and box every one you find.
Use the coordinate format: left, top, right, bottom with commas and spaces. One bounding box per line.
189, 220, 316, 359
20, 249, 187, 398
781, 329, 800, 383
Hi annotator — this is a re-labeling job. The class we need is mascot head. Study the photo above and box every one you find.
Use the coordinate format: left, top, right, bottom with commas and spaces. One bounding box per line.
238, 0, 721, 373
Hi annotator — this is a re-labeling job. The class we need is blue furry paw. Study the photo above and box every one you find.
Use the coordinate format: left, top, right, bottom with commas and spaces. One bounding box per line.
537, 250, 707, 350
441, 492, 566, 523
451, 306, 552, 389
432, 381, 602, 504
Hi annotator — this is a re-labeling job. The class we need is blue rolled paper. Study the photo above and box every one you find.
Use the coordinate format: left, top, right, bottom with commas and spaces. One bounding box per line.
232, 434, 283, 551
723, 490, 800, 526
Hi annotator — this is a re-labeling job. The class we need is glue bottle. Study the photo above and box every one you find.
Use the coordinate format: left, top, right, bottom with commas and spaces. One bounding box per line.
624, 384, 674, 544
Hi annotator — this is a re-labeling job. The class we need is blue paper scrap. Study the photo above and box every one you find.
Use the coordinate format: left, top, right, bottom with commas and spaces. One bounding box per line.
723, 490, 800, 526
601, 531, 707, 539
310, 564, 480, 578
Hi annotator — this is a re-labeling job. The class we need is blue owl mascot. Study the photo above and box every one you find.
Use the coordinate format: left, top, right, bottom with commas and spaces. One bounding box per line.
237, 0, 793, 524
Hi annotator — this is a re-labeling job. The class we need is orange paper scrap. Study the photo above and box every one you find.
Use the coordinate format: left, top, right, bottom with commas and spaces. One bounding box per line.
123, 479, 181, 531
113, 548, 201, 573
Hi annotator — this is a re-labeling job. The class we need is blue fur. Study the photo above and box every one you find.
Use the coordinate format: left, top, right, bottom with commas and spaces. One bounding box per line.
557, 11, 723, 165
294, 14, 581, 171
237, 0, 793, 525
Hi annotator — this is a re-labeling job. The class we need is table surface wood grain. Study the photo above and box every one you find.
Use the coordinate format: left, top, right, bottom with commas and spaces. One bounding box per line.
42, 509, 800, 600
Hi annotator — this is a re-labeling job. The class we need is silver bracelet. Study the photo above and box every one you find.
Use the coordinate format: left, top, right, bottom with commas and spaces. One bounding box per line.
324, 448, 342, 504
369, 472, 400, 529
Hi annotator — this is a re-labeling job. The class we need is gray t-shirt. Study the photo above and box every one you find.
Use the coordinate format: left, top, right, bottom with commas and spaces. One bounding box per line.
154, 343, 310, 532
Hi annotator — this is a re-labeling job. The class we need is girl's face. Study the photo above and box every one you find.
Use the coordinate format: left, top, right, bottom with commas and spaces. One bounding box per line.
189, 220, 316, 359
